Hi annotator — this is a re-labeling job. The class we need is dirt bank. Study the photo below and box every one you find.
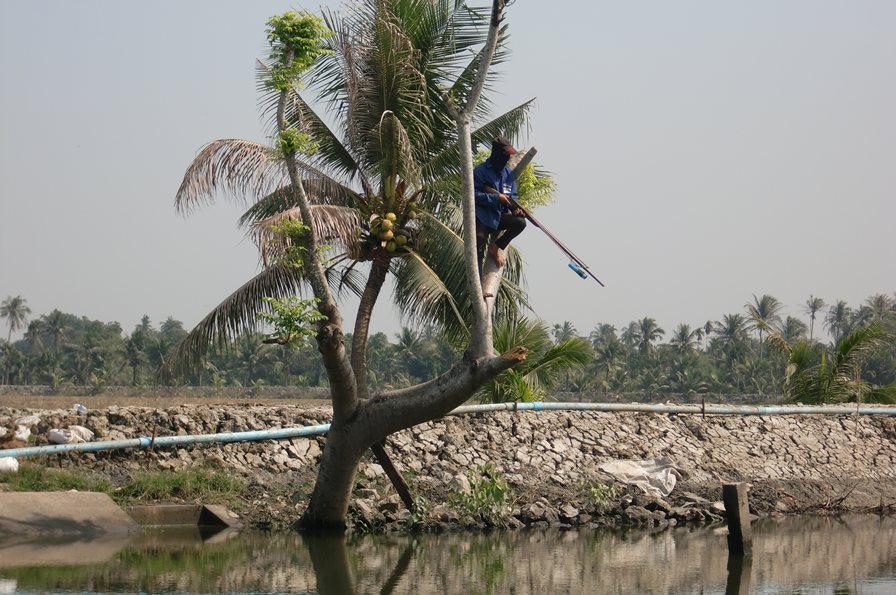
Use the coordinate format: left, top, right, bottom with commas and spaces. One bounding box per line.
2, 403, 895, 530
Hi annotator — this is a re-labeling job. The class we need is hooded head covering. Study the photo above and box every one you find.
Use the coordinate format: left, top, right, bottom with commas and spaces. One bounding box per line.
489, 136, 516, 168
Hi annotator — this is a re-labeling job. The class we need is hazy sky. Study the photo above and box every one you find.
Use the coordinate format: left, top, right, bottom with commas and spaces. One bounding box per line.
1, 1, 893, 343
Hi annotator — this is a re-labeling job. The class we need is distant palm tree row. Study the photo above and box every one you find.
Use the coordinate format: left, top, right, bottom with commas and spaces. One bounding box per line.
1, 292, 894, 403
579, 293, 895, 403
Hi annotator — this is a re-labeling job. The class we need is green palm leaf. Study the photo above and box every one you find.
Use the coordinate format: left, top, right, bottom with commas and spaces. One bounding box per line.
480, 318, 590, 403
164, 264, 307, 378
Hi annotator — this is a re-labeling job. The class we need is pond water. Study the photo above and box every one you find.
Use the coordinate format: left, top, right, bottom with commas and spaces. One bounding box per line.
0, 514, 894, 594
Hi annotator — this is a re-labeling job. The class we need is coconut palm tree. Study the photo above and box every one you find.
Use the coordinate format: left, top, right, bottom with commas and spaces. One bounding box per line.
620, 321, 640, 352
170, 2, 534, 388
711, 313, 751, 365
1, 295, 31, 343
745, 293, 783, 345
123, 331, 146, 386
863, 294, 894, 324
587, 323, 623, 389
588, 323, 617, 350
172, 1, 534, 529
703, 320, 714, 351
632, 317, 665, 356
804, 295, 825, 342
669, 323, 700, 355
43, 310, 68, 358
780, 316, 808, 345
824, 300, 853, 345
552, 321, 577, 343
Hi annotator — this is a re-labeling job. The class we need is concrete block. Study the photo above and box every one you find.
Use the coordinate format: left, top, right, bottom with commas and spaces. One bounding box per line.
200, 504, 244, 528
0, 492, 138, 537
126, 504, 202, 526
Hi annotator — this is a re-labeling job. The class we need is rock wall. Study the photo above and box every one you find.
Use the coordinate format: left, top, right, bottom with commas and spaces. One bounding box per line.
2, 404, 895, 527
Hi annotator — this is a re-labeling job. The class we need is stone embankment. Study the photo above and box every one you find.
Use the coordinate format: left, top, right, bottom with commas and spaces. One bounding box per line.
2, 403, 895, 530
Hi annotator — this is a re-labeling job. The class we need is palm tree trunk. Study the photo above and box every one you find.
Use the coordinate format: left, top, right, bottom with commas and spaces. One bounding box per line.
352, 255, 391, 400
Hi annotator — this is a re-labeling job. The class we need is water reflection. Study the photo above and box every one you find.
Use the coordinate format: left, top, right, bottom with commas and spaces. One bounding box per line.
725, 555, 751, 595
0, 515, 893, 594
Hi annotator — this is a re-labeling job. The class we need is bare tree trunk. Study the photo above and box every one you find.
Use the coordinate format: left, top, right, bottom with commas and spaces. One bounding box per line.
299, 347, 526, 530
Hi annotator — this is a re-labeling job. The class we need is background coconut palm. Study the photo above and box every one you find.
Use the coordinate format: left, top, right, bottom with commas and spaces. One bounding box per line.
766, 322, 895, 404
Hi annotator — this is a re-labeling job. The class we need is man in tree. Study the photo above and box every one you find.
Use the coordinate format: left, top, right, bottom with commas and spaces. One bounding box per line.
474, 136, 527, 271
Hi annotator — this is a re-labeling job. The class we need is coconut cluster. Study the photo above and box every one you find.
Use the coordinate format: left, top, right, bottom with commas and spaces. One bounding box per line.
363, 184, 420, 256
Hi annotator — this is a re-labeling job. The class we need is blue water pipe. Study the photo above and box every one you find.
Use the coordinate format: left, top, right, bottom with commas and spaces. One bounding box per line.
1, 402, 893, 460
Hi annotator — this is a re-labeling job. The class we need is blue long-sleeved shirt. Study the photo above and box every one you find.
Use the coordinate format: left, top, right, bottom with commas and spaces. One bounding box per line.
473, 159, 518, 230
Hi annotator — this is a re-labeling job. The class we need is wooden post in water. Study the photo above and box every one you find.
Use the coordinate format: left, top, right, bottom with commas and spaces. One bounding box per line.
722, 482, 753, 555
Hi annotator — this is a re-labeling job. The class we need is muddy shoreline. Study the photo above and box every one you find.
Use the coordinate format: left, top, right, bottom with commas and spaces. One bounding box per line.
2, 401, 895, 531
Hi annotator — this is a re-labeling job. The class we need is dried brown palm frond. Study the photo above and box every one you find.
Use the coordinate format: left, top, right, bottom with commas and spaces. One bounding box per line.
175, 139, 286, 214
162, 263, 306, 380
252, 204, 364, 265
238, 179, 359, 230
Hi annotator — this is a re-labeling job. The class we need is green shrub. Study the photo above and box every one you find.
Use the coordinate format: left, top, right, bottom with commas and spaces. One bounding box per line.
583, 480, 618, 514
449, 463, 513, 527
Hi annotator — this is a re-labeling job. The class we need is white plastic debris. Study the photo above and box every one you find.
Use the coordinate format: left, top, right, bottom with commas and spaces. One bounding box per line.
48, 425, 95, 445
13, 425, 30, 442
0, 457, 19, 473
14, 415, 40, 427
597, 458, 685, 498
73, 403, 87, 413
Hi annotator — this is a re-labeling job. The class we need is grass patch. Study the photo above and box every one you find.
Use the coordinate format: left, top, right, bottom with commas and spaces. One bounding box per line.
113, 468, 249, 505
0, 463, 248, 507
0, 462, 113, 493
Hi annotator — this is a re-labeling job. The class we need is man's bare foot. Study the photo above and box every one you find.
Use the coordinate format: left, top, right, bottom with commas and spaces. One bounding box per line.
488, 242, 506, 267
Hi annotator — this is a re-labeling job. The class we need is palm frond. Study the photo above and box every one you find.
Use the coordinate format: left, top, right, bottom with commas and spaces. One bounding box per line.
392, 247, 467, 341
324, 256, 367, 300
164, 264, 307, 378
175, 140, 285, 214
251, 204, 364, 263
866, 384, 896, 405
445, 21, 512, 111
392, 205, 528, 343
238, 176, 364, 229
526, 338, 592, 390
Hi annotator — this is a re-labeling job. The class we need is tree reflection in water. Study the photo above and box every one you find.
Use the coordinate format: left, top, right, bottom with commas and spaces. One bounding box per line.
0, 515, 894, 593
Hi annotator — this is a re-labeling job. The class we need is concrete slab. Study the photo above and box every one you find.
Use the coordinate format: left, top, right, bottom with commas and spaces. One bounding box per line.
0, 492, 138, 537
